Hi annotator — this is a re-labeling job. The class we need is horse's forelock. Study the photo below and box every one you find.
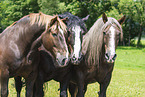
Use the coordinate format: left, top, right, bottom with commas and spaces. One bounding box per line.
109, 18, 123, 41
57, 17, 67, 35
59, 13, 86, 33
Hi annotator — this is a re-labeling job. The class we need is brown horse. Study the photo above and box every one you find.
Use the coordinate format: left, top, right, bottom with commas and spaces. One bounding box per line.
0, 12, 69, 97
68, 13, 126, 97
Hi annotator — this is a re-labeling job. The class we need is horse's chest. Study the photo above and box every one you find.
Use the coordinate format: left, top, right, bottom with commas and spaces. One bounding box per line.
85, 68, 109, 83
85, 71, 97, 83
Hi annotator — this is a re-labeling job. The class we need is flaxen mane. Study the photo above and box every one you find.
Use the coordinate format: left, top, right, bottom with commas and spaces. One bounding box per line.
29, 12, 54, 30
2, 12, 67, 35
56, 17, 67, 34
30, 12, 67, 34
82, 17, 123, 67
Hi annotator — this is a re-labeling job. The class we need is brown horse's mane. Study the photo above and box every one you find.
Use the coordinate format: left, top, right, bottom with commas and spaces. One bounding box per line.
82, 17, 123, 67
29, 12, 54, 29
29, 12, 67, 34
2, 12, 67, 35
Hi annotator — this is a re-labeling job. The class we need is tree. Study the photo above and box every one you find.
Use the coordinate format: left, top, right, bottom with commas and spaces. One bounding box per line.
118, 0, 145, 46
64, 0, 111, 28
0, 0, 40, 31
0, 0, 11, 32
134, 1, 145, 47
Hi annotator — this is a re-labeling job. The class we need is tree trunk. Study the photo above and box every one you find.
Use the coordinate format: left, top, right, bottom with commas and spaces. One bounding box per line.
128, 23, 131, 46
137, 24, 142, 47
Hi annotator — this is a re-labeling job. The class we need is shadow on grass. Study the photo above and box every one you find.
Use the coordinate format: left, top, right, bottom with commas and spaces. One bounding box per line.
118, 38, 145, 50
117, 45, 145, 50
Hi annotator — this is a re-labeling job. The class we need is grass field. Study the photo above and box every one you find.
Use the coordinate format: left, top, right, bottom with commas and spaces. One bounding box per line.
8, 40, 145, 97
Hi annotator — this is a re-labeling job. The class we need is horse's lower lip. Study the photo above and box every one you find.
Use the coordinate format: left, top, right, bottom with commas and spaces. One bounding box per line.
71, 61, 80, 65
56, 58, 69, 67
107, 60, 114, 64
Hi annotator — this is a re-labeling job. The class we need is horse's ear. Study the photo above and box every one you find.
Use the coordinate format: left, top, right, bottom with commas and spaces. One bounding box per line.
102, 13, 108, 23
82, 15, 90, 22
61, 17, 68, 24
49, 16, 58, 27
118, 15, 126, 25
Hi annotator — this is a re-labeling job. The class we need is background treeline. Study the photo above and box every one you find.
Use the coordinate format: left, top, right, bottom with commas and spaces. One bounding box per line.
0, 0, 145, 47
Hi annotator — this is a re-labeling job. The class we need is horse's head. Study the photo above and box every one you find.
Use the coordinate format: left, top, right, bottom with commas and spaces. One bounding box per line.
102, 13, 126, 64
41, 16, 69, 67
64, 14, 89, 65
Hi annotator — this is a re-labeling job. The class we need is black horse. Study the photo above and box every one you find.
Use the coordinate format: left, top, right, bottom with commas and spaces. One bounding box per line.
68, 13, 126, 97
33, 12, 89, 97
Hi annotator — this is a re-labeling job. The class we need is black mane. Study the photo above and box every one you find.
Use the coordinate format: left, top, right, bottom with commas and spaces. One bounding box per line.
59, 12, 87, 32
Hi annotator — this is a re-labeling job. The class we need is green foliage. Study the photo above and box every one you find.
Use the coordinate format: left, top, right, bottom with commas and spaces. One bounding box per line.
0, 0, 11, 31
0, 0, 40, 31
64, 0, 111, 28
0, 0, 145, 46
118, 0, 145, 45
38, 0, 64, 15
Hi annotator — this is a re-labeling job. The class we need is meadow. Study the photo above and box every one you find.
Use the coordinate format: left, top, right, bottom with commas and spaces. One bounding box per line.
8, 40, 145, 97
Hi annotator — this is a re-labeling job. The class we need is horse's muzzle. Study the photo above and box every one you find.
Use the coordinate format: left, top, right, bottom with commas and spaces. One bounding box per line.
105, 53, 117, 63
71, 54, 83, 65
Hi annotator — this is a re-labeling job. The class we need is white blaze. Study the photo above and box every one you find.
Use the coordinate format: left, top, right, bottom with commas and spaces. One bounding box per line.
58, 26, 69, 59
72, 26, 81, 58
108, 26, 116, 56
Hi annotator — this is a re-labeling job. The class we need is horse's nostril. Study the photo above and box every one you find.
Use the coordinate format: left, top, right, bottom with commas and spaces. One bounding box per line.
78, 56, 83, 61
62, 58, 67, 65
112, 54, 117, 60
105, 53, 109, 59
72, 55, 76, 61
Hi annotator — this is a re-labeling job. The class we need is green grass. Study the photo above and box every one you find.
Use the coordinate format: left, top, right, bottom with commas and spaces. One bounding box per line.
8, 41, 145, 97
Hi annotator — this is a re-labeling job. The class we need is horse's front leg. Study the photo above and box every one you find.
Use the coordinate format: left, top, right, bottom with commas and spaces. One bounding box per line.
14, 76, 23, 97
99, 72, 112, 97
68, 83, 77, 97
76, 70, 85, 97
60, 79, 69, 97
34, 71, 44, 97
25, 71, 37, 97
83, 84, 88, 95
1, 68, 9, 97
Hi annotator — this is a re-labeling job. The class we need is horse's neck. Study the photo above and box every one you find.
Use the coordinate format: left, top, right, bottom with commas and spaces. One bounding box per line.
3, 19, 45, 58
18, 23, 45, 57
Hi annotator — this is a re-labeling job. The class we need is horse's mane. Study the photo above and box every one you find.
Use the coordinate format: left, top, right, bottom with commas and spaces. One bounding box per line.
2, 12, 67, 35
82, 17, 123, 67
56, 17, 67, 34
29, 12, 54, 29
30, 12, 67, 34
59, 12, 87, 32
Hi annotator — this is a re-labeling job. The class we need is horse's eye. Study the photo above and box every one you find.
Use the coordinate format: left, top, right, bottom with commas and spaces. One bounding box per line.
52, 33, 57, 37
48, 29, 51, 32
103, 32, 106, 35
118, 33, 121, 36
67, 31, 70, 37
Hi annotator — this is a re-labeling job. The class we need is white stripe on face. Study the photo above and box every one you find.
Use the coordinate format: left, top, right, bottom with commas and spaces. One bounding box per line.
72, 26, 81, 58
58, 26, 69, 59
108, 26, 116, 56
